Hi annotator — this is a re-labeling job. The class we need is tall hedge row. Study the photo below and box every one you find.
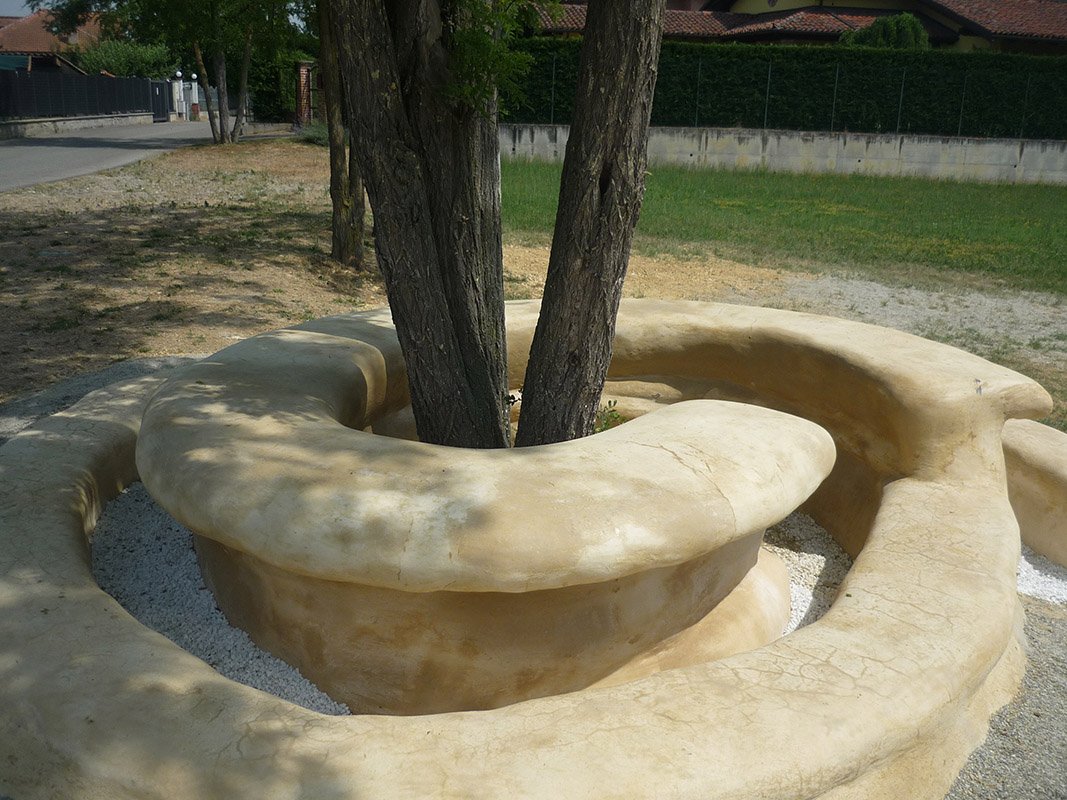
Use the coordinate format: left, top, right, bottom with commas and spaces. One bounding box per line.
503, 38, 1067, 140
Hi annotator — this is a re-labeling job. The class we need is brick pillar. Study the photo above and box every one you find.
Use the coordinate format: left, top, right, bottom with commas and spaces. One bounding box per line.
295, 60, 315, 127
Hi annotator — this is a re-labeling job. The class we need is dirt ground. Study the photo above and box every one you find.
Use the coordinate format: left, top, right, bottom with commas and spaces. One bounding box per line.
2, 138, 1063, 431
0, 139, 796, 404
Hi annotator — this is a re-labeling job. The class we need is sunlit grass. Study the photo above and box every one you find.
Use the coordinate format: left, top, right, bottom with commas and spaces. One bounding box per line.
501, 160, 1067, 295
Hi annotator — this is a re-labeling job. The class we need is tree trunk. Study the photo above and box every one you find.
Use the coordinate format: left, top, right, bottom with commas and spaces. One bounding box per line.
231, 24, 254, 144
346, 135, 366, 266
193, 41, 221, 145
213, 45, 232, 144
318, 0, 364, 268
515, 0, 667, 446
332, 0, 509, 448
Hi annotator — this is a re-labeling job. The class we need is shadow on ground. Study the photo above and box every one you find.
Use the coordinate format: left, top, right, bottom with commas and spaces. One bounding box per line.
0, 202, 379, 402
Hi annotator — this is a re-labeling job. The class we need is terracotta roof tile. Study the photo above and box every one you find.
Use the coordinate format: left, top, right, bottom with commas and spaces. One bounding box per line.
538, 5, 733, 37
921, 0, 1067, 41
539, 5, 957, 43
0, 10, 100, 54
728, 8, 956, 42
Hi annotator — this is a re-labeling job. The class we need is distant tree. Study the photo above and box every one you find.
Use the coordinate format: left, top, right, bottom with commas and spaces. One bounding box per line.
840, 13, 930, 50
32, 0, 295, 144
76, 38, 176, 78
316, 0, 364, 269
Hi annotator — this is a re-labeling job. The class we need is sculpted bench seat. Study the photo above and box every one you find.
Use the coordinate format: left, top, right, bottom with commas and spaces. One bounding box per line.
0, 300, 1054, 800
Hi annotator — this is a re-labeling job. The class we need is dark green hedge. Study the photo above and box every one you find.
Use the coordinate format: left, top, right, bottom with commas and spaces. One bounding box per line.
503, 38, 1067, 140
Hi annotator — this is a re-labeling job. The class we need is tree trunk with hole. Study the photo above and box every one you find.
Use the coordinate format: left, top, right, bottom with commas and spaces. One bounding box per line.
333, 0, 509, 448
516, 0, 666, 446
318, 0, 364, 268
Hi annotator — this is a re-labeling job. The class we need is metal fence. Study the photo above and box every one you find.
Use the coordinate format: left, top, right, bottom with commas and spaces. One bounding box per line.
0, 71, 155, 121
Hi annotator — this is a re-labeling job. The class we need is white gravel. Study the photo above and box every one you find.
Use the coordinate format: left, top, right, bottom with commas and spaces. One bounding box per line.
91, 483, 350, 716
1018, 545, 1067, 605
765, 513, 853, 634
91, 486, 1065, 712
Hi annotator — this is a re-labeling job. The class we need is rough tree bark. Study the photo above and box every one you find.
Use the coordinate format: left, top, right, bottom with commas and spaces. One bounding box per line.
515, 0, 666, 446
213, 44, 232, 143
230, 24, 254, 143
192, 42, 221, 145
318, 0, 364, 268
332, 0, 510, 448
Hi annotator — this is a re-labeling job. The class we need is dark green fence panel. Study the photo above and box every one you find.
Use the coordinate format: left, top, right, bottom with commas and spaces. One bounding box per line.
503, 39, 1067, 140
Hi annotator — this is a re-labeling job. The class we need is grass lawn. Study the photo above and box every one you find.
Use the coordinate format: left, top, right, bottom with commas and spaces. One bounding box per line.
501, 161, 1067, 295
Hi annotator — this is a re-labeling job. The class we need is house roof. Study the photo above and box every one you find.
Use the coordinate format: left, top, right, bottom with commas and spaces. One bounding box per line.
919, 0, 1067, 42
720, 8, 957, 43
543, 5, 733, 37
540, 5, 957, 44
0, 16, 23, 29
0, 10, 100, 54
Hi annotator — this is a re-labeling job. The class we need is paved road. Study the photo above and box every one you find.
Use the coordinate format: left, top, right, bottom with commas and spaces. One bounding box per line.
0, 120, 213, 191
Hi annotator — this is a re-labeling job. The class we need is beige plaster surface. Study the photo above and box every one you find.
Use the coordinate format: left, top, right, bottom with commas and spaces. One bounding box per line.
195, 534, 791, 714
136, 335, 834, 593
135, 314, 835, 712
0, 300, 1054, 799
1003, 419, 1067, 567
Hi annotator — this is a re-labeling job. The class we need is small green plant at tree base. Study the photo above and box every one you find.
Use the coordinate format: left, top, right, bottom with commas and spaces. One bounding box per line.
594, 399, 623, 433
506, 394, 625, 437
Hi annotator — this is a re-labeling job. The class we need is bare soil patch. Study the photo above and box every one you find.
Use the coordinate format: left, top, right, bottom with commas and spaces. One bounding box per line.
0, 141, 385, 402
1, 137, 1063, 432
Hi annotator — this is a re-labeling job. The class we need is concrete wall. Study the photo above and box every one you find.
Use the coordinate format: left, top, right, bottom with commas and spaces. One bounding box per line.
0, 113, 154, 140
500, 124, 1067, 184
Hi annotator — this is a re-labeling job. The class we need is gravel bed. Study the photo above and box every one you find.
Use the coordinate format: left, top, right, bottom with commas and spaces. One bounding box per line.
1019, 546, 1067, 605
91, 485, 1067, 718
765, 513, 853, 634
91, 487, 855, 711
92, 483, 350, 716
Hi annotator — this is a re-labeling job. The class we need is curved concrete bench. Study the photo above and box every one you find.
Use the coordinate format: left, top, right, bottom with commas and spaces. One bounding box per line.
135, 314, 833, 713
0, 300, 1053, 800
1004, 419, 1067, 567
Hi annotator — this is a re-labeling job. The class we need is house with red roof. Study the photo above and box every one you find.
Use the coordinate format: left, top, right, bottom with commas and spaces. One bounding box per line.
547, 0, 1067, 54
0, 10, 98, 72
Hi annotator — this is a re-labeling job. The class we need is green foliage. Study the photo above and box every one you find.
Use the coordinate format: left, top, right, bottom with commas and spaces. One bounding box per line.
504, 38, 1067, 140
442, 0, 560, 113
76, 38, 176, 78
593, 400, 623, 433
33, 0, 306, 121
297, 120, 328, 146
840, 13, 930, 50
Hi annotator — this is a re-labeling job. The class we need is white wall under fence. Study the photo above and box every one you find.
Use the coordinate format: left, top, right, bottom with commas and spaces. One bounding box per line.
500, 124, 1067, 184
